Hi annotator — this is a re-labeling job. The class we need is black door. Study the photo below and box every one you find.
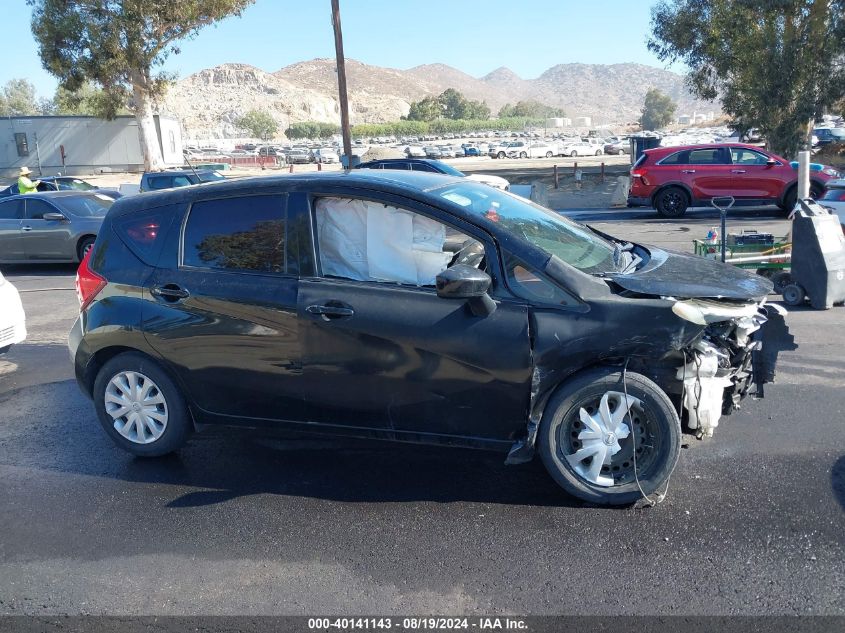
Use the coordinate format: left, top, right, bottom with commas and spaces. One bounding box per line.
143, 194, 307, 424
296, 194, 532, 442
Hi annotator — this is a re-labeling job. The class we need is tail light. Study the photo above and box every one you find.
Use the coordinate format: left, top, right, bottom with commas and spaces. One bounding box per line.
630, 170, 650, 186
75, 250, 106, 311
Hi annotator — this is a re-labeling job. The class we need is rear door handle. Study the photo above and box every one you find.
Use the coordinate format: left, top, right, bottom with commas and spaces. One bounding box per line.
306, 304, 354, 319
681, 169, 696, 174
151, 284, 190, 301
731, 169, 747, 174
21, 226, 32, 232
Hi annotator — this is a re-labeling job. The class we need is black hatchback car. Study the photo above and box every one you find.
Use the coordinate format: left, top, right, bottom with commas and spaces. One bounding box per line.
69, 171, 791, 505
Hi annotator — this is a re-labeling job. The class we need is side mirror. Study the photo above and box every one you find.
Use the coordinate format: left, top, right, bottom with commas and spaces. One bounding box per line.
766, 159, 777, 167
42, 212, 67, 222
436, 264, 496, 317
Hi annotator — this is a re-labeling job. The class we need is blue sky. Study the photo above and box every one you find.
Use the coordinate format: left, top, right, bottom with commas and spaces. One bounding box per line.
4, 0, 668, 99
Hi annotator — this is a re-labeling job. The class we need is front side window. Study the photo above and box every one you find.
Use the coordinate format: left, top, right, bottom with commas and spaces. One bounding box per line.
314, 197, 478, 287
57, 195, 113, 217
731, 148, 771, 165
183, 195, 286, 274
24, 199, 56, 220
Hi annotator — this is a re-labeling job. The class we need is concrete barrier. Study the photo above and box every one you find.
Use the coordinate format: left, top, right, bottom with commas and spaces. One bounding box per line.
611, 176, 630, 207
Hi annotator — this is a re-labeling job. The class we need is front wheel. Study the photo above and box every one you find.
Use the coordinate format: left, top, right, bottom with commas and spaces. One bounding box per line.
538, 368, 681, 505
595, 150, 602, 156
570, 150, 578, 157
519, 151, 527, 159
93, 352, 193, 457
782, 283, 806, 306
497, 151, 506, 159
545, 151, 553, 158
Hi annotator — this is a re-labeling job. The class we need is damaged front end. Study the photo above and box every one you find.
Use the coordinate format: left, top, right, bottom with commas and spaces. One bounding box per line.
671, 299, 795, 438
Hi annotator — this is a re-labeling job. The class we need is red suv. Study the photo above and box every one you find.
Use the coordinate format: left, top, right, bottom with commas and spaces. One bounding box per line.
628, 143, 838, 217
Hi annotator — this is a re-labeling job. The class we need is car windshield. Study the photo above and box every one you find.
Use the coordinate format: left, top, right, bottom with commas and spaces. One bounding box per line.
60, 179, 95, 191
435, 162, 465, 177
58, 194, 113, 217
195, 171, 225, 183
433, 181, 619, 274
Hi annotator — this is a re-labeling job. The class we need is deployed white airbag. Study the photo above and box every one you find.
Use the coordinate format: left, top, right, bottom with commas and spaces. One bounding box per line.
315, 197, 451, 286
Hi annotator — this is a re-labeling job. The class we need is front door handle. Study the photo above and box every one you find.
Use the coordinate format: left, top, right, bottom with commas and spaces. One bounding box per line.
306, 304, 354, 319
681, 169, 696, 174
151, 284, 190, 301
21, 226, 32, 232
731, 169, 747, 174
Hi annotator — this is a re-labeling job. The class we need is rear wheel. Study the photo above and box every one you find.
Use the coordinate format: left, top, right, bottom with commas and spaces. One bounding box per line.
93, 352, 192, 456
570, 150, 578, 157
654, 187, 689, 218
595, 150, 602, 156
538, 368, 681, 505
520, 151, 527, 159
497, 151, 506, 159
545, 151, 553, 158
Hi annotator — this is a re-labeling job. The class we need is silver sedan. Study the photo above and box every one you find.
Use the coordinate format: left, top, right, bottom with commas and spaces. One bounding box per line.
0, 191, 113, 263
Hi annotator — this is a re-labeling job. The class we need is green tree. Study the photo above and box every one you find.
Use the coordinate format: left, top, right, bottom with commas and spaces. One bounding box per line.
52, 82, 125, 116
28, 0, 254, 171
285, 121, 339, 140
649, 0, 845, 157
0, 79, 39, 115
640, 88, 677, 130
406, 96, 442, 121
236, 110, 278, 140
498, 100, 565, 118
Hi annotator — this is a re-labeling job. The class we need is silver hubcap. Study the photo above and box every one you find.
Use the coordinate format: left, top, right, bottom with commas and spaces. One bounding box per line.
564, 391, 637, 487
104, 371, 168, 444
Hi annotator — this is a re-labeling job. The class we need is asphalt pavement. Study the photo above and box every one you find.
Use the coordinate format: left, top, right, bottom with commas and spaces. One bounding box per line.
0, 207, 843, 616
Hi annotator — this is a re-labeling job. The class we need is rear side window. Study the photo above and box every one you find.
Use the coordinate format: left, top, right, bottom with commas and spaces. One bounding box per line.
114, 205, 179, 265
657, 151, 688, 165
688, 148, 728, 165
146, 176, 172, 191
182, 195, 286, 274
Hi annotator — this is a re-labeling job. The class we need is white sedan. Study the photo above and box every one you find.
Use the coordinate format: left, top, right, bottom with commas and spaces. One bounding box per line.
561, 141, 603, 157
0, 270, 26, 354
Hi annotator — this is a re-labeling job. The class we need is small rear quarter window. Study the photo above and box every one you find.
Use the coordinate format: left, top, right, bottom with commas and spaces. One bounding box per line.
114, 205, 179, 265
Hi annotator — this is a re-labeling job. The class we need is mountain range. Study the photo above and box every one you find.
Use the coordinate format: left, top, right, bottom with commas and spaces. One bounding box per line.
161, 58, 718, 140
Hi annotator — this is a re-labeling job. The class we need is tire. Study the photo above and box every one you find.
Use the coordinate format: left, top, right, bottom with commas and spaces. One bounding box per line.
810, 182, 824, 199
93, 352, 193, 457
538, 367, 681, 505
497, 151, 506, 159
654, 187, 689, 218
77, 236, 96, 261
520, 151, 527, 159
771, 271, 792, 294
782, 283, 806, 307
595, 150, 602, 156
570, 150, 578, 157
545, 151, 553, 158
780, 185, 797, 213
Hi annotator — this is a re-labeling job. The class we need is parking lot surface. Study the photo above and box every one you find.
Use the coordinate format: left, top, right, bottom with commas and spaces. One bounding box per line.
0, 206, 842, 615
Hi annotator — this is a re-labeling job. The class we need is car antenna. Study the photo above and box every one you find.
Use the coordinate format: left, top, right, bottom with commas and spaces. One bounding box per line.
183, 153, 201, 179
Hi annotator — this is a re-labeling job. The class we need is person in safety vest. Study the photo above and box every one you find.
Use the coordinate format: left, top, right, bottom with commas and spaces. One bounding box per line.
17, 166, 40, 194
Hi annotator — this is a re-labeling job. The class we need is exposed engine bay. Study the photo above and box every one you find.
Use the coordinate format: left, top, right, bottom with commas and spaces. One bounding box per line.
669, 298, 792, 438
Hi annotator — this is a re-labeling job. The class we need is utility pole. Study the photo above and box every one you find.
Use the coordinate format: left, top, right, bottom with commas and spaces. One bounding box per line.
331, 0, 352, 169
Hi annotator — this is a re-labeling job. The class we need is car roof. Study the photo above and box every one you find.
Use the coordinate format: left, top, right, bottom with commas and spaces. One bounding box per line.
645, 142, 765, 155
110, 171, 466, 218
145, 169, 218, 176
1, 190, 103, 202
